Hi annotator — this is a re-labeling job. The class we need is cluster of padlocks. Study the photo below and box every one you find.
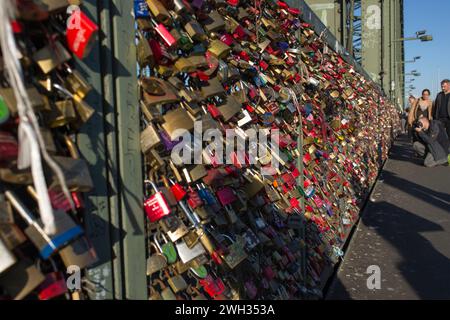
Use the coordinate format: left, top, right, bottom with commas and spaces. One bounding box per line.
0, 0, 98, 299
136, 0, 400, 300
0, 0, 400, 300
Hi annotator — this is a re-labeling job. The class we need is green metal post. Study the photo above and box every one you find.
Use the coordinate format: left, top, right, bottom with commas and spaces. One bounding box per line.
360, 0, 383, 84
78, 0, 147, 299
76, 0, 114, 300
111, 0, 147, 300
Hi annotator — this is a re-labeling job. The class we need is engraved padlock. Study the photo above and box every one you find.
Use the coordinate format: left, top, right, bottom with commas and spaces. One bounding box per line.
143, 173, 172, 223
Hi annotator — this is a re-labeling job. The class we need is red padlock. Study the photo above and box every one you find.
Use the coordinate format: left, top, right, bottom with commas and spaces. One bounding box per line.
37, 273, 68, 300
144, 180, 172, 222
207, 103, 222, 119
168, 178, 187, 201
186, 186, 203, 209
66, 9, 99, 59
220, 33, 234, 46
277, 1, 289, 9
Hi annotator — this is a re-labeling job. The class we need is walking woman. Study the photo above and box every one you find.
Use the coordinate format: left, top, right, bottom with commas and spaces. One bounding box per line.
408, 90, 433, 141
408, 89, 433, 125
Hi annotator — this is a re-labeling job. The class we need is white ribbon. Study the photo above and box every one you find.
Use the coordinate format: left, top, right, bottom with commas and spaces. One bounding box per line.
0, 1, 74, 234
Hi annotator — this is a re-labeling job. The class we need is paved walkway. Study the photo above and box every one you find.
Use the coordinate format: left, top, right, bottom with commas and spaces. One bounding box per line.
326, 134, 450, 300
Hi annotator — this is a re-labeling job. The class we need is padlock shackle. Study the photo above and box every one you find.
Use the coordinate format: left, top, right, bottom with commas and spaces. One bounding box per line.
152, 234, 163, 253
53, 83, 74, 99
179, 200, 200, 227
220, 233, 235, 244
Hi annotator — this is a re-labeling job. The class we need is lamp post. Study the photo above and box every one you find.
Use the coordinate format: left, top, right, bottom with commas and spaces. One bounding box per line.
393, 30, 432, 108
394, 30, 433, 42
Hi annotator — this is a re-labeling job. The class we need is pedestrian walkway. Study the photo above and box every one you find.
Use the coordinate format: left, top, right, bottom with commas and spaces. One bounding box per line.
326, 134, 450, 300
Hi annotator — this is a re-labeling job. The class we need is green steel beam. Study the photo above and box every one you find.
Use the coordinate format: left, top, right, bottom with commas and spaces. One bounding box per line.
78, 0, 147, 300
111, 0, 147, 300
76, 0, 114, 300
360, 0, 383, 84
304, 0, 343, 44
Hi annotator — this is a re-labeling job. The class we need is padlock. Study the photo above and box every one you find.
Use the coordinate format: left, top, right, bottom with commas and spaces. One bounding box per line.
0, 86, 47, 115
244, 280, 258, 299
201, 10, 225, 33
66, 9, 99, 59
58, 236, 98, 270
187, 285, 207, 300
150, 17, 177, 47
146, 242, 168, 276
217, 95, 242, 122
0, 193, 14, 224
65, 67, 93, 100
187, 165, 208, 183
164, 268, 187, 293
140, 121, 162, 155
199, 274, 226, 299
152, 279, 176, 300
154, 232, 177, 264
175, 238, 206, 264
200, 78, 225, 99
170, 27, 194, 51
50, 135, 94, 192
0, 131, 18, 168
5, 191, 84, 259
0, 94, 11, 125
45, 99, 77, 128
146, 0, 171, 25
144, 173, 172, 222
218, 234, 248, 269
136, 32, 155, 68
0, 259, 45, 300
183, 228, 199, 249
33, 41, 71, 74
135, 0, 151, 19
159, 215, 189, 242
0, 163, 33, 185
53, 83, 95, 124
27, 185, 80, 214
184, 20, 207, 42
208, 39, 231, 60
188, 263, 208, 279
0, 237, 16, 274
141, 77, 179, 107
35, 259, 68, 300
0, 222, 27, 250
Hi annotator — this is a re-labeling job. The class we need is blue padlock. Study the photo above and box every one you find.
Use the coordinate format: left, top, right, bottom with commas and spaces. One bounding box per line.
134, 0, 150, 19
5, 191, 84, 260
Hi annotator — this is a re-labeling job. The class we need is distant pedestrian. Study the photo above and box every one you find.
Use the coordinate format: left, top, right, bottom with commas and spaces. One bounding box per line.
433, 79, 450, 138
402, 108, 409, 134
407, 95, 418, 141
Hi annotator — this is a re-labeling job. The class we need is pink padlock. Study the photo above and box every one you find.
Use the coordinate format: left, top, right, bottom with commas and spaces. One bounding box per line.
216, 187, 237, 206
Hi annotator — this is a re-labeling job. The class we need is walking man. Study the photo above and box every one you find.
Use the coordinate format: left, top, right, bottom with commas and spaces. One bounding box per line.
433, 79, 450, 138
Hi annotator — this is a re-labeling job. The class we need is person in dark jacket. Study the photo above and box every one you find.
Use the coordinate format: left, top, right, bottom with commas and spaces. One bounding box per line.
413, 117, 450, 167
433, 79, 450, 137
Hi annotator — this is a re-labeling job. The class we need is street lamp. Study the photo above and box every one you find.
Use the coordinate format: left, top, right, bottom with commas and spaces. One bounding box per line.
396, 56, 421, 65
394, 30, 433, 42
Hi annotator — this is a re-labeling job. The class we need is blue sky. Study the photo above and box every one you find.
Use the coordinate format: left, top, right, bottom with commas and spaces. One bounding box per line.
404, 0, 450, 100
